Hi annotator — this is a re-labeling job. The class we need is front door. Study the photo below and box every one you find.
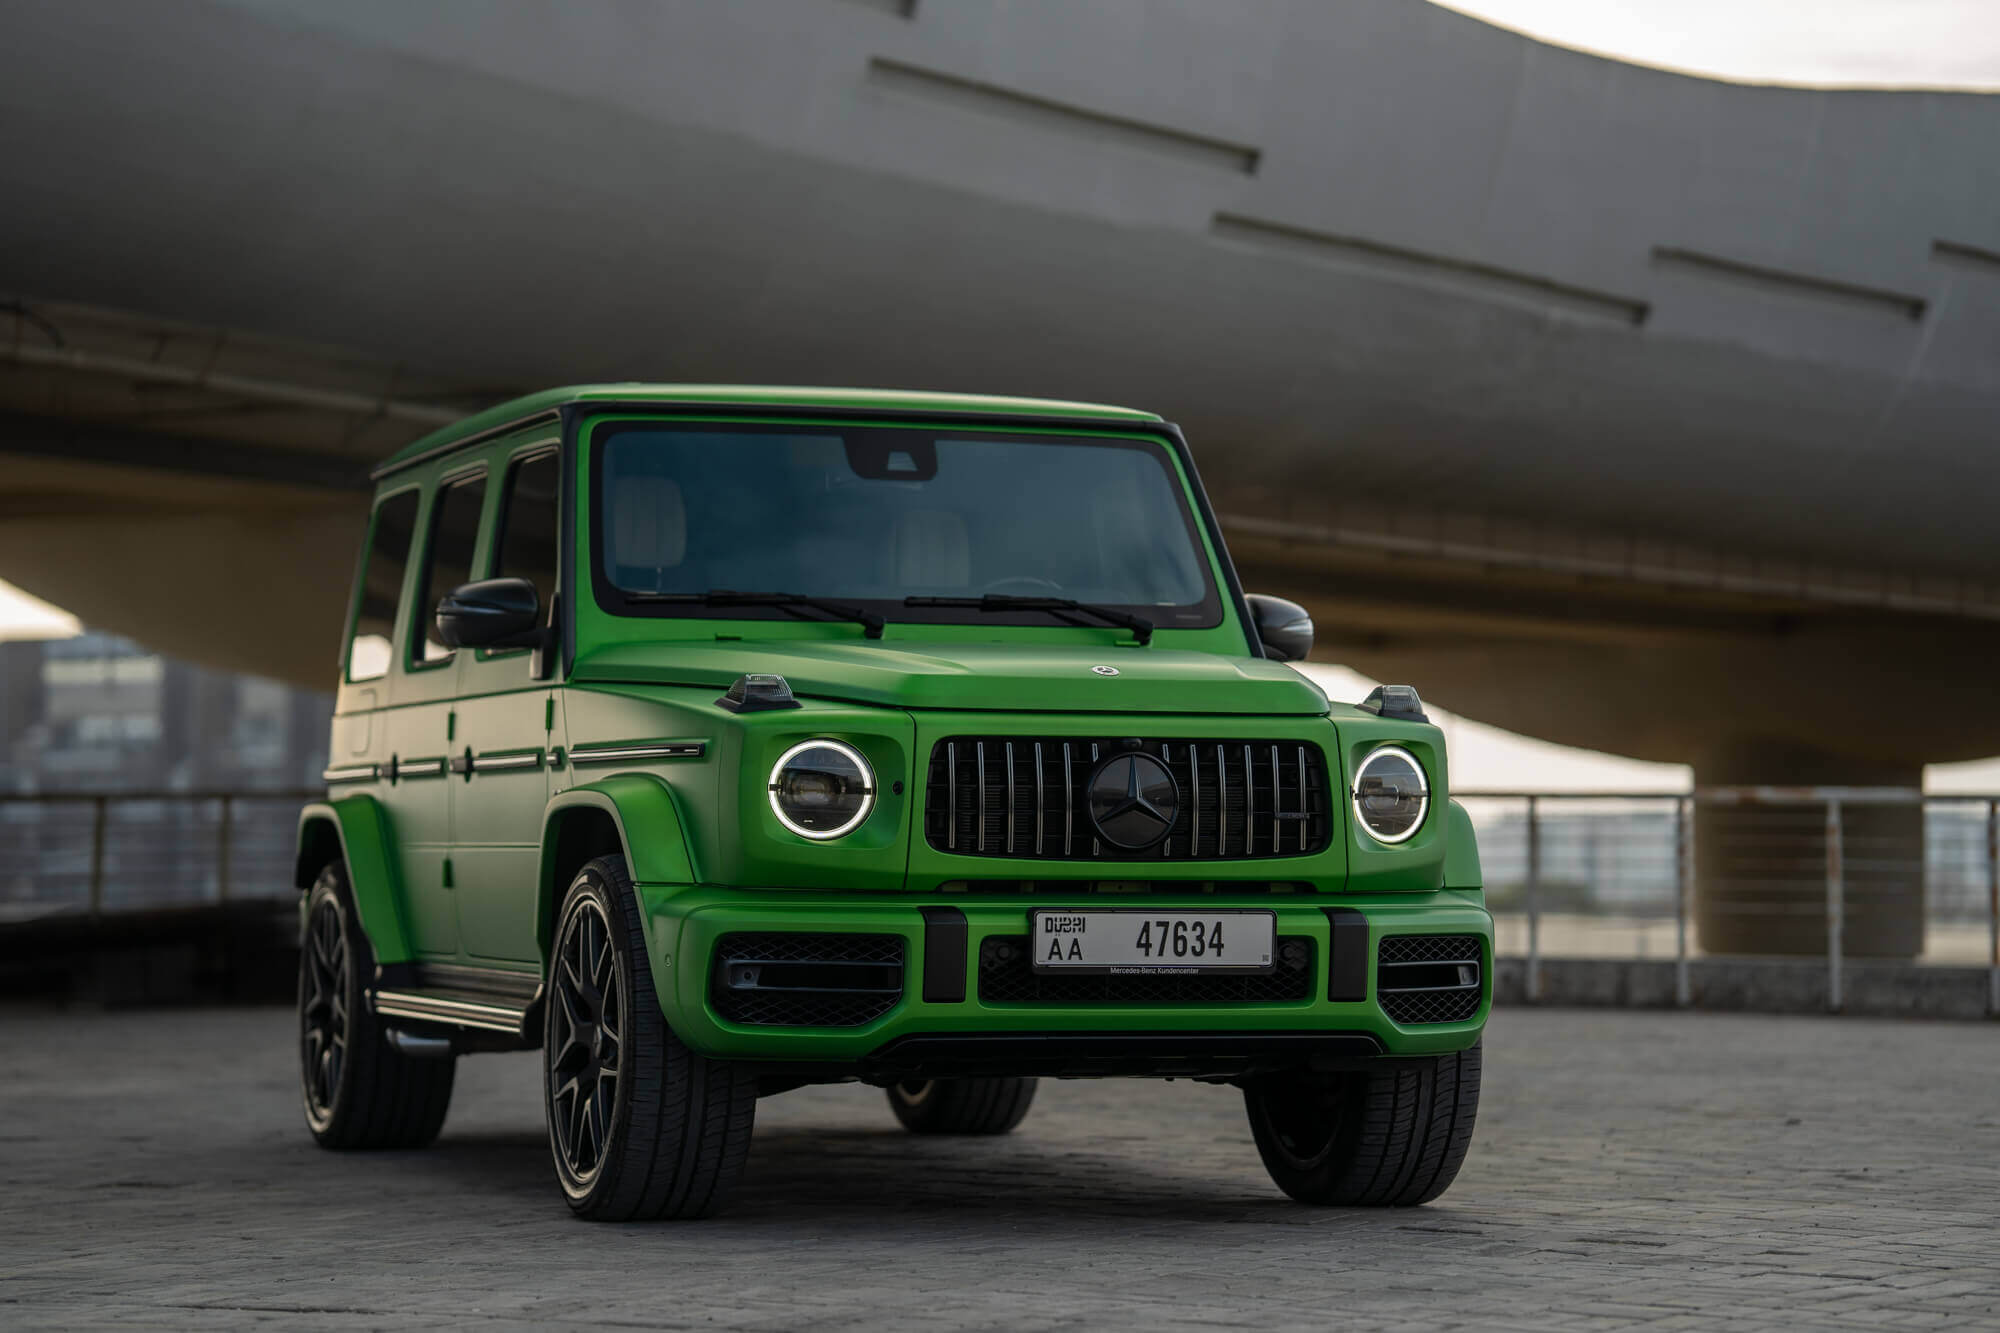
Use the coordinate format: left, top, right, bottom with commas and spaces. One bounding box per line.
451, 442, 561, 964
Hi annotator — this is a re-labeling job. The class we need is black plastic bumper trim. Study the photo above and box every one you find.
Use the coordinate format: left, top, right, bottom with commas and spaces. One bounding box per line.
1323, 906, 1369, 1002
918, 905, 968, 1003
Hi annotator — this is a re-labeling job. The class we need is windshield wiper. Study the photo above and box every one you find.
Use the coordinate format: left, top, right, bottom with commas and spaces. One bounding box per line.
904, 595, 1153, 645
624, 589, 884, 639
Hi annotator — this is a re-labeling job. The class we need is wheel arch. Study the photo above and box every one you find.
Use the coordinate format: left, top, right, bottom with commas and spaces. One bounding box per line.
537, 773, 697, 963
1442, 798, 1483, 892
295, 797, 415, 964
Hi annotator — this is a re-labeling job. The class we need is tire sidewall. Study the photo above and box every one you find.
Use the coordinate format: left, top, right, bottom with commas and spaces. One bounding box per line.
299, 864, 370, 1140
545, 859, 642, 1210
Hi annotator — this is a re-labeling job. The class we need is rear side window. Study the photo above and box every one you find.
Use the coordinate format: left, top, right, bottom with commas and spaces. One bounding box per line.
492, 451, 559, 626
347, 490, 420, 682
413, 474, 487, 666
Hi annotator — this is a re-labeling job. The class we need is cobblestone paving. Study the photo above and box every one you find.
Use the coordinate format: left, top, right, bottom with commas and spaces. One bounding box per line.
0, 1006, 1995, 1330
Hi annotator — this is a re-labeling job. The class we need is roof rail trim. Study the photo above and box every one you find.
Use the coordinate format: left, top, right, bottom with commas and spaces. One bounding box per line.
368, 409, 562, 481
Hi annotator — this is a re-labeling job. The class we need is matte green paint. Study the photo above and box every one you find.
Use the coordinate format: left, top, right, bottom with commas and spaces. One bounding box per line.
572, 640, 1327, 716
313, 385, 1488, 1066
1443, 800, 1483, 891
640, 885, 1492, 1061
378, 384, 1161, 476
537, 774, 697, 958
295, 799, 414, 964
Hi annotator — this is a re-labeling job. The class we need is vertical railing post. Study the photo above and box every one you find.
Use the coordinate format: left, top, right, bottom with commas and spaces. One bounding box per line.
1986, 798, 1997, 1020
87, 794, 108, 916
1826, 798, 1844, 1014
1675, 794, 1691, 1008
1525, 794, 1541, 1003
216, 795, 233, 903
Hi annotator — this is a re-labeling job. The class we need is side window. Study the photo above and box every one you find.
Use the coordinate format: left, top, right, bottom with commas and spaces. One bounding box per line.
492, 450, 559, 627
413, 473, 487, 666
347, 490, 420, 682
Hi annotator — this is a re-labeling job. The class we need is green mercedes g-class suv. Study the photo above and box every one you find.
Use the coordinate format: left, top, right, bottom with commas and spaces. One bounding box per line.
296, 385, 1488, 1220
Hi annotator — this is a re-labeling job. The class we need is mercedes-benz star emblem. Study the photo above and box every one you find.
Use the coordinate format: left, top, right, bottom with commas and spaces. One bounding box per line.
1087, 752, 1180, 850
1091, 665, 1119, 676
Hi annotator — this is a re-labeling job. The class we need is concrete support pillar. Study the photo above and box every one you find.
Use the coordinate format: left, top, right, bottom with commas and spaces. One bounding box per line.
1694, 742, 1924, 958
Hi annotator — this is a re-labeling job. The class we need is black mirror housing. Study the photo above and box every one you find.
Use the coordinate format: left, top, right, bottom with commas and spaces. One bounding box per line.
1245, 593, 1313, 662
435, 578, 541, 650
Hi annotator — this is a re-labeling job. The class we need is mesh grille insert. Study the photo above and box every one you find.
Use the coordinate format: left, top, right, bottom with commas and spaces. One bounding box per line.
711, 932, 904, 1028
978, 935, 1314, 1005
1377, 933, 1482, 1025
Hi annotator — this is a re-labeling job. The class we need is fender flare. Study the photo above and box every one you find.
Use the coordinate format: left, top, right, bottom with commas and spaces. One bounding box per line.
295, 797, 415, 964
537, 773, 698, 959
1441, 798, 1483, 892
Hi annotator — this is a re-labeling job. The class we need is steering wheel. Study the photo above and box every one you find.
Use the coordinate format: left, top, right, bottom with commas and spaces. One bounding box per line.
980, 576, 1064, 596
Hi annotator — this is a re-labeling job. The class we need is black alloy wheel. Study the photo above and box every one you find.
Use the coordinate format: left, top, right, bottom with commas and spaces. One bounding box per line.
1243, 1046, 1482, 1207
544, 856, 757, 1220
548, 895, 622, 1184
300, 892, 350, 1131
297, 862, 455, 1149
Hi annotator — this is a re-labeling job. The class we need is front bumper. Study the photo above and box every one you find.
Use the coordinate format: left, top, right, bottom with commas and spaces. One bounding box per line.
638, 886, 1492, 1066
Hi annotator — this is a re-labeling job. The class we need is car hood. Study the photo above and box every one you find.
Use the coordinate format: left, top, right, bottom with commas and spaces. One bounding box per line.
569, 639, 1330, 716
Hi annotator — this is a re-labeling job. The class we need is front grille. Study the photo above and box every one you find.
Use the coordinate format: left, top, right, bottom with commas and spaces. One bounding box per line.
925, 737, 1332, 861
710, 932, 904, 1028
978, 935, 1314, 1005
1377, 934, 1483, 1025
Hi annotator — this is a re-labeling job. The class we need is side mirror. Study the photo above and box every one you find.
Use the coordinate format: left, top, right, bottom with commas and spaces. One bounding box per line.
1246, 593, 1313, 662
435, 578, 541, 650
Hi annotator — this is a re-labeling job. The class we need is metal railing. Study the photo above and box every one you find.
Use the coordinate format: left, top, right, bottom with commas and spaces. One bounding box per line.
0, 790, 317, 922
4, 785, 1996, 1016
1460, 788, 2000, 1016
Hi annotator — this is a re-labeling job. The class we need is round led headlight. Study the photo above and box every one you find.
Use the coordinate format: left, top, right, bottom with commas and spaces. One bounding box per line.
1352, 745, 1428, 845
768, 740, 876, 840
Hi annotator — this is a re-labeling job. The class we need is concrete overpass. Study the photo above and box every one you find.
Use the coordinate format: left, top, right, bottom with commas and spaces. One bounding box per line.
3, 0, 1998, 952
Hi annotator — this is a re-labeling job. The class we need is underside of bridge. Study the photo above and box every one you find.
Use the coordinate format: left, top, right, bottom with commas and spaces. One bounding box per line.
4, 0, 1997, 955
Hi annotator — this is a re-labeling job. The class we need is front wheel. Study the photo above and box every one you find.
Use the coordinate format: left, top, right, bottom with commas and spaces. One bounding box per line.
545, 855, 758, 1221
1243, 1045, 1481, 1206
888, 1077, 1037, 1135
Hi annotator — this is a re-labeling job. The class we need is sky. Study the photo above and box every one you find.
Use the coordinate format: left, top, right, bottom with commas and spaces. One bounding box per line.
1432, 0, 2000, 89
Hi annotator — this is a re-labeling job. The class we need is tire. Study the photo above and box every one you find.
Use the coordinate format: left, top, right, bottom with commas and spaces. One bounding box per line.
546, 855, 758, 1221
888, 1077, 1038, 1135
1243, 1045, 1481, 1206
299, 862, 456, 1149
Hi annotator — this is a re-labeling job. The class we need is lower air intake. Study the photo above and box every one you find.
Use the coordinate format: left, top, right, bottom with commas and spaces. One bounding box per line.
978, 935, 1314, 1004
1376, 934, 1483, 1025
711, 932, 904, 1028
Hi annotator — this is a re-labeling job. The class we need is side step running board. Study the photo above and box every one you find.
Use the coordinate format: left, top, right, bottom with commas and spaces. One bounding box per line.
374, 988, 534, 1037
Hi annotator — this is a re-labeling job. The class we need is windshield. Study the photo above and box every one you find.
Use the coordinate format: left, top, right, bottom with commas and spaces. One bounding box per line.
590, 423, 1222, 629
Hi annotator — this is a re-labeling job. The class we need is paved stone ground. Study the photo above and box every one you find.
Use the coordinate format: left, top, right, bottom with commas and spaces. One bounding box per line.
0, 1006, 1995, 1331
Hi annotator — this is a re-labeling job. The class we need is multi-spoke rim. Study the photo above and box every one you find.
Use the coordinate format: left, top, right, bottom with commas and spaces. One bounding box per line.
300, 897, 349, 1125
549, 898, 622, 1184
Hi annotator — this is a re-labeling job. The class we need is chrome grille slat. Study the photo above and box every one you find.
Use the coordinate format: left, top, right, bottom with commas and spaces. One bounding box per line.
925, 736, 1331, 862
1062, 742, 1073, 855
1034, 741, 1045, 855
1004, 740, 1016, 854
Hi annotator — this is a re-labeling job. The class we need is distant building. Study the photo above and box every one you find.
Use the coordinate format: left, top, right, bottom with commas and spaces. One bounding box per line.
0, 632, 330, 794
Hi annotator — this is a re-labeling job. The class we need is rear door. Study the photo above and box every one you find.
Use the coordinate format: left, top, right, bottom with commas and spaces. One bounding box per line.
387, 465, 486, 960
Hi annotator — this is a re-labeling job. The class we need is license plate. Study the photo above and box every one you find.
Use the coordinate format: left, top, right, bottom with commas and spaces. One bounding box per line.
1030, 909, 1276, 975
